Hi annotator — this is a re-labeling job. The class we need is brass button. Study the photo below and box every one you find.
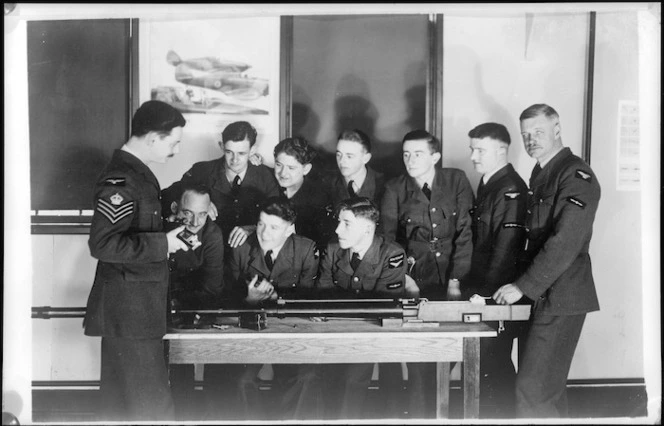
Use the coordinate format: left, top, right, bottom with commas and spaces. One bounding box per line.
432, 223, 438, 228
435, 252, 441, 257
353, 277, 359, 282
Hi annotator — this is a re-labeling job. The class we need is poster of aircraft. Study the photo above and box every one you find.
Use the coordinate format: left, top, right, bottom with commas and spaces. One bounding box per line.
139, 17, 280, 185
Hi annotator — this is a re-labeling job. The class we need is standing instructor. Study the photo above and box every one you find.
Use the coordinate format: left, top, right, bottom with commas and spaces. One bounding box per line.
84, 100, 188, 421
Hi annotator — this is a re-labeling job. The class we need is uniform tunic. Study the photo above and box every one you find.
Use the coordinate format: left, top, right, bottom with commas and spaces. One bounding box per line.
317, 235, 408, 298
162, 159, 280, 241
325, 166, 385, 207
84, 149, 174, 421
85, 149, 169, 338
228, 233, 319, 306
466, 163, 528, 297
380, 168, 474, 299
514, 147, 601, 418
280, 176, 336, 250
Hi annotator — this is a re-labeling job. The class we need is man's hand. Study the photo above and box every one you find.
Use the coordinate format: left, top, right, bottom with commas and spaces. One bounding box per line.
493, 283, 524, 305
404, 274, 420, 298
207, 203, 218, 221
249, 152, 263, 166
446, 279, 462, 301
245, 275, 276, 305
166, 225, 189, 254
228, 225, 254, 248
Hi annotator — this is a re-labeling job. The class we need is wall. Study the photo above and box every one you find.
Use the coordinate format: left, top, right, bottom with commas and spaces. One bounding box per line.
292, 15, 428, 176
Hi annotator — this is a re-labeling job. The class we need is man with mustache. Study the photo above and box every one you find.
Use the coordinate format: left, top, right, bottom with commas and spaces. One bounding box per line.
493, 104, 601, 418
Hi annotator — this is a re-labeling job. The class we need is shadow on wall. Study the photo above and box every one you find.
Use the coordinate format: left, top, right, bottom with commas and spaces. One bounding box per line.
291, 85, 326, 180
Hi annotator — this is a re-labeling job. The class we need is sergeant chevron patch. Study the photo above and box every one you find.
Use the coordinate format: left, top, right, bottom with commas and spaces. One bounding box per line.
575, 170, 592, 183
388, 253, 405, 268
97, 197, 133, 224
566, 196, 586, 208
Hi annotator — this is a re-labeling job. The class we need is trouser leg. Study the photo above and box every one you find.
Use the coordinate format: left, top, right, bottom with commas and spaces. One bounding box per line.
100, 336, 175, 422
515, 313, 586, 418
480, 321, 517, 419
406, 363, 436, 419
277, 364, 326, 420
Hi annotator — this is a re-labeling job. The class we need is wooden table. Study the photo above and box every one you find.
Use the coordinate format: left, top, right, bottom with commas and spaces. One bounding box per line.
164, 317, 497, 419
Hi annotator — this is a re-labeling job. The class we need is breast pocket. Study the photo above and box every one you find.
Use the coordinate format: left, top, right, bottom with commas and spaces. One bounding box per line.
136, 198, 162, 231
529, 191, 555, 230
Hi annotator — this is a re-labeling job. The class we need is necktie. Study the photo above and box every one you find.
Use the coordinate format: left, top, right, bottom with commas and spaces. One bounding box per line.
231, 175, 241, 196
347, 180, 356, 197
264, 250, 274, 270
422, 182, 432, 201
477, 179, 485, 199
350, 252, 361, 271
530, 164, 542, 186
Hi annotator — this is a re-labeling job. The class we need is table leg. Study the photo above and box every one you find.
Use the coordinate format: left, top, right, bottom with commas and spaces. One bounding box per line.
435, 362, 450, 418
463, 337, 480, 419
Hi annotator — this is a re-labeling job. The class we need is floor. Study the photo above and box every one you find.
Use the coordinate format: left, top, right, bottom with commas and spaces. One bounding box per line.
32, 380, 648, 423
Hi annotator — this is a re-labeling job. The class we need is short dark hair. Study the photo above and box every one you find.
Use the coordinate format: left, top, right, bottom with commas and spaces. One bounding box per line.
519, 104, 560, 122
402, 129, 441, 154
274, 137, 317, 165
131, 100, 186, 137
180, 183, 211, 200
468, 122, 511, 145
261, 197, 297, 224
222, 121, 258, 146
336, 197, 380, 225
337, 129, 371, 153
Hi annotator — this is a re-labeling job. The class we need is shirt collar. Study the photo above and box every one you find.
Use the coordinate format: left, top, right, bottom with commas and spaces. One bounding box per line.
350, 235, 373, 260
226, 167, 248, 185
415, 167, 436, 189
344, 165, 368, 189
264, 238, 288, 260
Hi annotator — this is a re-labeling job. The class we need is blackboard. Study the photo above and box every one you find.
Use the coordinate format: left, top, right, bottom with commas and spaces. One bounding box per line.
28, 19, 131, 215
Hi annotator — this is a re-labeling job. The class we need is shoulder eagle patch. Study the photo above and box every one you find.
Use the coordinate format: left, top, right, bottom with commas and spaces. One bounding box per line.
503, 222, 525, 229
388, 253, 405, 269
386, 282, 403, 290
103, 177, 126, 186
566, 196, 586, 209
97, 196, 133, 224
504, 192, 521, 200
575, 170, 592, 183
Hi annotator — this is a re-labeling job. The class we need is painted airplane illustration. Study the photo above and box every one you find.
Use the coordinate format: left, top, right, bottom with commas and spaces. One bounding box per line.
152, 86, 268, 115
166, 50, 269, 101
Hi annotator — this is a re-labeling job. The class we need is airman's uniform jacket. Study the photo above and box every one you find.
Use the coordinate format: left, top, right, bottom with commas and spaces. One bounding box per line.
162, 160, 280, 240
167, 218, 225, 309
516, 148, 601, 315
228, 233, 319, 307
84, 149, 169, 338
466, 164, 528, 297
326, 166, 385, 207
317, 236, 407, 298
380, 168, 474, 299
282, 177, 336, 249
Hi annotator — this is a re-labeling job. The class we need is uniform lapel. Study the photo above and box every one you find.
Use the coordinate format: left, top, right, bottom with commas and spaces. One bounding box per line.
429, 169, 444, 205
358, 167, 375, 197
405, 175, 428, 204
271, 235, 294, 276
212, 159, 232, 195
334, 246, 356, 276
248, 239, 271, 278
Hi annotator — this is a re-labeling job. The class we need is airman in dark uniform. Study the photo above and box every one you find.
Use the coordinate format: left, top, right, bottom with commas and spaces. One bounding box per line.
316, 198, 416, 420
494, 104, 601, 418
379, 129, 474, 418
325, 129, 385, 207
207, 198, 321, 421
161, 121, 280, 250
466, 122, 529, 418
273, 137, 336, 250
84, 100, 187, 422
